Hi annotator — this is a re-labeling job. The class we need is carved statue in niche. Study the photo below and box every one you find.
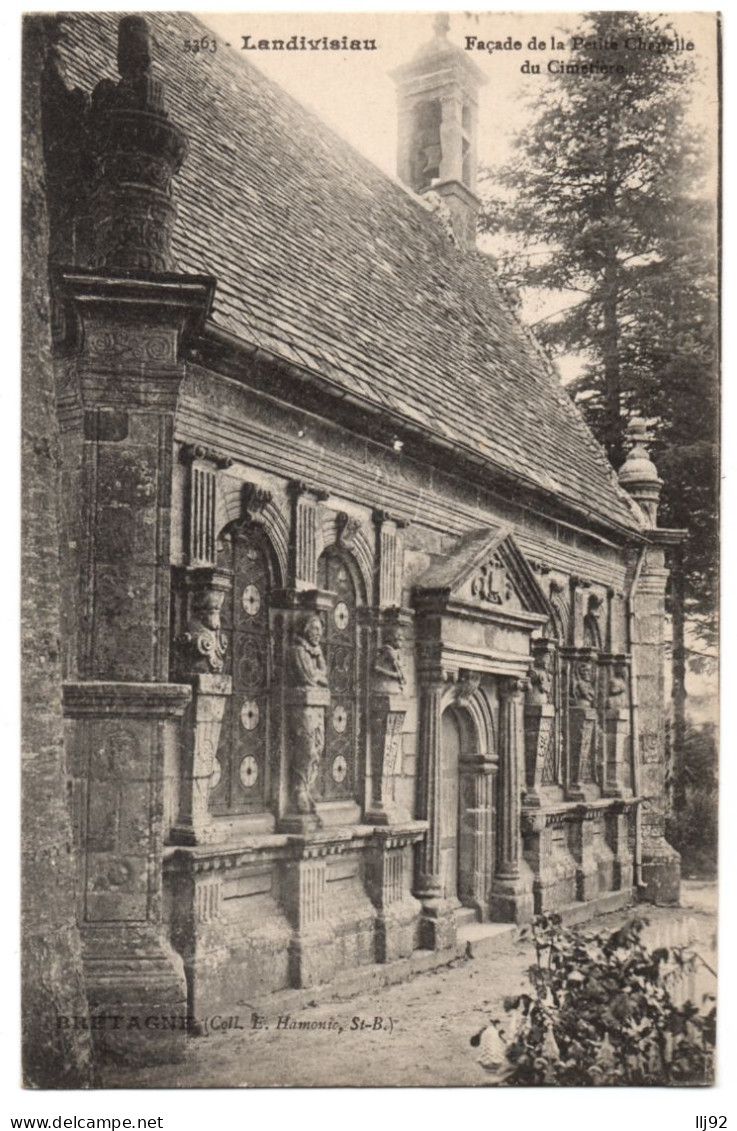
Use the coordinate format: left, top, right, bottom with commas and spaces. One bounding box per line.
179, 586, 228, 674
606, 663, 629, 710
374, 626, 406, 694
583, 594, 604, 650
287, 613, 328, 690
526, 651, 553, 706
287, 614, 329, 814
571, 661, 596, 708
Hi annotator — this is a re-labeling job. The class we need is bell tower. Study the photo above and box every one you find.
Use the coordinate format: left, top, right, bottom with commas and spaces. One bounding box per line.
391, 13, 486, 250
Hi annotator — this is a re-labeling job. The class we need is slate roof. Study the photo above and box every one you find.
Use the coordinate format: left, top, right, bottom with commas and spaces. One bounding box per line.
57, 11, 642, 533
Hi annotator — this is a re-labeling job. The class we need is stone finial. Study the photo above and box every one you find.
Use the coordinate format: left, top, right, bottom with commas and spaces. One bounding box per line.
618, 418, 663, 528
87, 15, 188, 272
433, 12, 450, 38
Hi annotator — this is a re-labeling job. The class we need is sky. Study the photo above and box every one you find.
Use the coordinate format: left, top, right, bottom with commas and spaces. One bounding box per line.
199, 10, 719, 179
198, 11, 719, 374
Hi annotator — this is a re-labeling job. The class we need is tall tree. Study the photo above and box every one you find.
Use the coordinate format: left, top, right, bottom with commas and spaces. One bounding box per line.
479, 11, 719, 650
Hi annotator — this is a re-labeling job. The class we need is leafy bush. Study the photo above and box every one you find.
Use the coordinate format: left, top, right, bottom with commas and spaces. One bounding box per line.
493, 915, 715, 1086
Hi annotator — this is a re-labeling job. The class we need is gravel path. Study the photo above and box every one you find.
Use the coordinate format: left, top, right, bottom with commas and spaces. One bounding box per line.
100, 881, 717, 1089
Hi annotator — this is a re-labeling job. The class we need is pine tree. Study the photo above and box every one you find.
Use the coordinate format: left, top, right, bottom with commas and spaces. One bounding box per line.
479, 11, 719, 650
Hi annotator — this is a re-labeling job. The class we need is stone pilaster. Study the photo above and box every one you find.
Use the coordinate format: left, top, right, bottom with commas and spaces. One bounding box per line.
282, 837, 343, 987
633, 555, 680, 903
365, 826, 425, 963
523, 704, 556, 807
607, 803, 635, 892
415, 676, 456, 949
372, 510, 405, 609
366, 693, 408, 825
571, 807, 599, 902
490, 677, 533, 923
63, 681, 191, 1062
288, 480, 328, 590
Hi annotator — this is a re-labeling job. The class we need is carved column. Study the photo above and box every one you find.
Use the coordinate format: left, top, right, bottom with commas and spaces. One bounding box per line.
415, 674, 456, 949
490, 677, 533, 923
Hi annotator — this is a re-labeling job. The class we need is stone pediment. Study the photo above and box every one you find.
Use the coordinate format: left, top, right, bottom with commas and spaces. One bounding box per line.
413, 526, 551, 621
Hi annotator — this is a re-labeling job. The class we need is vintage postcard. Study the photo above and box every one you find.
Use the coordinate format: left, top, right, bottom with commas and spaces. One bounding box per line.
20, 9, 719, 1092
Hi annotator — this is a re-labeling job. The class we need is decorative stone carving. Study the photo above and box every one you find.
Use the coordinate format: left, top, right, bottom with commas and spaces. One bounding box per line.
470, 552, 512, 606
606, 661, 629, 710
335, 511, 361, 549
180, 443, 232, 469
583, 593, 604, 650
366, 624, 409, 826
170, 672, 232, 845
526, 650, 553, 706
285, 614, 330, 818
178, 583, 228, 675
570, 659, 596, 707
242, 481, 273, 520
374, 625, 407, 694
87, 16, 189, 272
568, 657, 598, 801
602, 660, 632, 798
454, 671, 480, 708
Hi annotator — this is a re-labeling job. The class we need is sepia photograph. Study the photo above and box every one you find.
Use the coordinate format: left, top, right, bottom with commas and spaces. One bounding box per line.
20, 7, 720, 1092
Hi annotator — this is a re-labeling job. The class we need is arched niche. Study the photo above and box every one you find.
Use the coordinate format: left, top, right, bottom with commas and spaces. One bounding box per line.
316, 544, 368, 805
210, 520, 281, 816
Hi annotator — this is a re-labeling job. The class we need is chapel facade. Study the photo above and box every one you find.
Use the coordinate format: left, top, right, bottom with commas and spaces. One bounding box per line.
27, 11, 682, 1064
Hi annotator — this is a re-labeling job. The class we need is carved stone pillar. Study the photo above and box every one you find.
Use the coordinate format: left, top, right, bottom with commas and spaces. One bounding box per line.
415, 676, 456, 949
169, 674, 231, 845
63, 682, 191, 1062
288, 480, 328, 590
282, 686, 331, 833
566, 648, 598, 801
52, 15, 214, 1064
523, 640, 556, 806
490, 677, 533, 923
458, 756, 495, 920
366, 694, 408, 825
366, 610, 411, 825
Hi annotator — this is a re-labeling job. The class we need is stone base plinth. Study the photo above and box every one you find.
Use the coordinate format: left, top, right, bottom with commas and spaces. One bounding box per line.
375, 898, 422, 963
82, 932, 188, 1065
418, 898, 457, 951
640, 841, 681, 905
489, 876, 535, 924
288, 923, 338, 988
